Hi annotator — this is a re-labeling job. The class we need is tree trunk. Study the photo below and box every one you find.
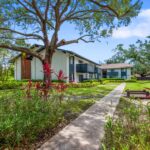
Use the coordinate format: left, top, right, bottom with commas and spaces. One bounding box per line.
42, 52, 53, 85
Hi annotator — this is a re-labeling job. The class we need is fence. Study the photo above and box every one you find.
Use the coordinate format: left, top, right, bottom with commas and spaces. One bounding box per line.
137, 77, 150, 80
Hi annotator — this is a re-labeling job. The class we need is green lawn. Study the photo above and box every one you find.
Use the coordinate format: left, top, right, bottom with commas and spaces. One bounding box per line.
66, 83, 119, 96
0, 82, 119, 98
125, 81, 150, 90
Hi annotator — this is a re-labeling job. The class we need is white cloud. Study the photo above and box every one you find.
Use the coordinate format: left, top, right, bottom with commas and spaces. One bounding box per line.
112, 9, 150, 39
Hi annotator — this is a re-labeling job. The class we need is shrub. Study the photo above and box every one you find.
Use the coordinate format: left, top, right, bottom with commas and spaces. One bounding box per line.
102, 98, 150, 150
82, 79, 100, 83
0, 91, 95, 148
67, 82, 99, 88
52, 79, 66, 83
0, 81, 24, 90
125, 79, 137, 82
101, 78, 125, 81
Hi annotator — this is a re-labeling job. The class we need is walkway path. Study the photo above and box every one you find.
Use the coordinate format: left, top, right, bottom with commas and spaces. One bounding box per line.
38, 83, 126, 150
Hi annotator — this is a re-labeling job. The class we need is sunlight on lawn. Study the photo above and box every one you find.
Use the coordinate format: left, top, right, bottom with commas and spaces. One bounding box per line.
125, 81, 150, 90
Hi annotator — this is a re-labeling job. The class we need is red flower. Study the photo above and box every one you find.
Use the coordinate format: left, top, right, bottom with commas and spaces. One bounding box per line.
35, 82, 41, 89
28, 80, 32, 88
55, 83, 67, 92
56, 70, 67, 81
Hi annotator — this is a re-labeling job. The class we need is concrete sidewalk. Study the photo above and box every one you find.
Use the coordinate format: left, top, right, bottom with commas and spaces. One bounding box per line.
38, 83, 126, 150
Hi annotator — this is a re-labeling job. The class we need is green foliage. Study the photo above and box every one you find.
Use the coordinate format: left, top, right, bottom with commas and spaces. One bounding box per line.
102, 98, 150, 150
0, 91, 95, 148
100, 78, 137, 83
0, 0, 142, 46
66, 82, 99, 88
82, 79, 101, 83
66, 83, 118, 97
0, 81, 24, 90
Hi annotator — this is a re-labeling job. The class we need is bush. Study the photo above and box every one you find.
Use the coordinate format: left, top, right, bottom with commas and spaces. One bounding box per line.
82, 79, 100, 83
0, 91, 95, 148
101, 78, 137, 84
125, 79, 137, 82
0, 81, 24, 90
102, 98, 150, 150
101, 78, 125, 81
67, 82, 99, 88
52, 79, 66, 83
101, 78, 124, 84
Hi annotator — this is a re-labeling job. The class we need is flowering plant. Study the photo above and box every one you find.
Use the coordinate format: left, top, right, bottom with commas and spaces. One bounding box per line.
24, 66, 68, 102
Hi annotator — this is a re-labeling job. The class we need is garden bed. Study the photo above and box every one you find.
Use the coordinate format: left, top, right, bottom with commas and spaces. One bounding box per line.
102, 98, 150, 150
0, 82, 118, 149
0, 92, 95, 149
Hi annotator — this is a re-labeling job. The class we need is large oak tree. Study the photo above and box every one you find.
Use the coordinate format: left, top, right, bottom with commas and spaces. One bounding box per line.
0, 0, 142, 82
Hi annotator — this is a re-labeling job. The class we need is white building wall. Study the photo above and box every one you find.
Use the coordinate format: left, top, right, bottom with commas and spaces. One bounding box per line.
127, 68, 131, 79
15, 57, 21, 80
15, 50, 68, 81
51, 51, 68, 80
31, 57, 35, 79
30, 55, 44, 80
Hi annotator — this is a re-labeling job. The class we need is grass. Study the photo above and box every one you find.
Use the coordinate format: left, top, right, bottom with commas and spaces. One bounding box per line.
0, 82, 119, 98
125, 80, 150, 90
0, 82, 118, 148
66, 83, 119, 96
102, 98, 150, 150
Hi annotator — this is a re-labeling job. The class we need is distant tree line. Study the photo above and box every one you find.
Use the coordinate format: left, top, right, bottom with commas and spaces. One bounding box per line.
106, 38, 150, 77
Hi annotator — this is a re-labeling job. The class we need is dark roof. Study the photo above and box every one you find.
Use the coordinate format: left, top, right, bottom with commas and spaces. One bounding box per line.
58, 49, 99, 65
99, 63, 133, 69
10, 44, 99, 65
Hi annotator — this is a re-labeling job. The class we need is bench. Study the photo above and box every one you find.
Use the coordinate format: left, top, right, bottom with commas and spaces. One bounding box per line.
126, 90, 150, 99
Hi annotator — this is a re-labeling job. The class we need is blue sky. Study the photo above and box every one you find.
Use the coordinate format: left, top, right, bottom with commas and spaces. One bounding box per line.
32, 0, 150, 63
59, 0, 150, 63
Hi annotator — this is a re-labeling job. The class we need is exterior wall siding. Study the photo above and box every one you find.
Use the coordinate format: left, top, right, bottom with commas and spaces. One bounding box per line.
127, 68, 131, 79
15, 57, 21, 80
51, 51, 68, 81
30, 51, 68, 80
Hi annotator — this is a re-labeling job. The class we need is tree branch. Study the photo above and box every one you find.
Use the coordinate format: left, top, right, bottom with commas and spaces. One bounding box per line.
32, 0, 44, 22
0, 37, 40, 40
44, 0, 50, 20
0, 44, 43, 60
60, 0, 71, 18
0, 28, 44, 41
89, 0, 141, 18
17, 0, 36, 15
57, 35, 94, 47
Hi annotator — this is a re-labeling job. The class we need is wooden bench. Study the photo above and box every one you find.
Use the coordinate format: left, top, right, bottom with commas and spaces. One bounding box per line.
126, 90, 150, 99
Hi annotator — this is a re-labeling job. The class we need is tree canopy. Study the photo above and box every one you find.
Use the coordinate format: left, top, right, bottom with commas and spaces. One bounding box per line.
106, 38, 150, 77
0, 0, 142, 81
